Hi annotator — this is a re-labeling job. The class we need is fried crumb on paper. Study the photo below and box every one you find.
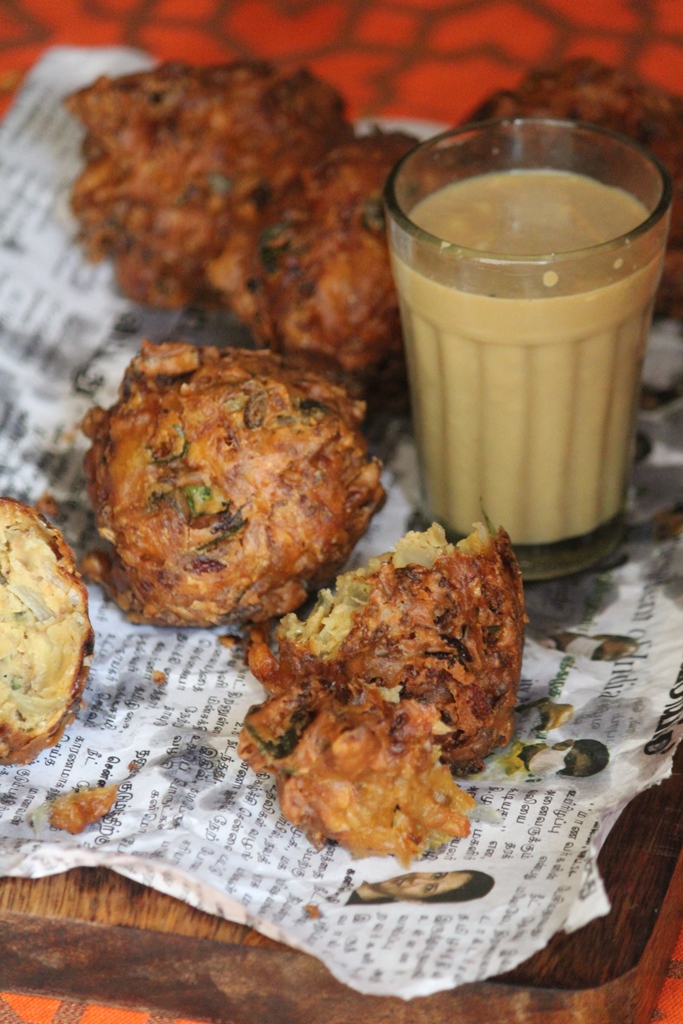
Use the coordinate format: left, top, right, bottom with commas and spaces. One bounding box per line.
34, 492, 59, 518
218, 634, 242, 649
47, 783, 119, 834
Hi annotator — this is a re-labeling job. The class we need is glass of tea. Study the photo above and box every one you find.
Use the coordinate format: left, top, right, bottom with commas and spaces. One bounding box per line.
384, 118, 671, 579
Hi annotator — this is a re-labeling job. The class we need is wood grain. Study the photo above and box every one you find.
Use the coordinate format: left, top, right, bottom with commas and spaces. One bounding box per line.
1, 746, 682, 1023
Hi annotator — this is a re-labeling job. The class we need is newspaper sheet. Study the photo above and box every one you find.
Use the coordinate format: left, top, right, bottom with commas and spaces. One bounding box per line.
1, 46, 683, 1000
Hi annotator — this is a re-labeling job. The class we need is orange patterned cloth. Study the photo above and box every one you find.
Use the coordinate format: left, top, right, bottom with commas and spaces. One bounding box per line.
2, 0, 683, 123
1, 1, 683, 1022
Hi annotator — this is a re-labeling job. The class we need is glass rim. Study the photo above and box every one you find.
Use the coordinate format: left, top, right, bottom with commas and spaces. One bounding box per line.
383, 116, 673, 265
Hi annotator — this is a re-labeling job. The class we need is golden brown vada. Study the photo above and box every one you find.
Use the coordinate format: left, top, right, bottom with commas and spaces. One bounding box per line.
238, 522, 525, 861
81, 340, 385, 627
0, 498, 94, 765
209, 131, 418, 406
240, 676, 475, 864
66, 61, 352, 307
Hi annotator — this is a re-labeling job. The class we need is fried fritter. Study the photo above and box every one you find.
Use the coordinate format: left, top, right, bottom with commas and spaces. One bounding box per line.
240, 676, 475, 864
238, 523, 525, 861
47, 783, 119, 834
67, 64, 416, 404
0, 498, 94, 765
208, 132, 418, 406
470, 58, 683, 316
66, 61, 353, 307
81, 341, 385, 627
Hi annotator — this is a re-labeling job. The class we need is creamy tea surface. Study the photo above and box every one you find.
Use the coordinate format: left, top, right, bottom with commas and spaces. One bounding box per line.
411, 169, 647, 255
394, 168, 658, 548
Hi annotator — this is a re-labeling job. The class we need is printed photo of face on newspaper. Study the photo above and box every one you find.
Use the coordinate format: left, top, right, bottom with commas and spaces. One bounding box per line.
346, 870, 495, 905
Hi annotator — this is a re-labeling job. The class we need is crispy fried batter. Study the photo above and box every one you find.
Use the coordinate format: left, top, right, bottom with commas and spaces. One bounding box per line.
66, 61, 352, 307
81, 341, 385, 627
238, 523, 525, 862
47, 783, 119, 834
240, 678, 475, 865
0, 498, 94, 765
209, 132, 417, 406
470, 57, 683, 316
66, 64, 416, 404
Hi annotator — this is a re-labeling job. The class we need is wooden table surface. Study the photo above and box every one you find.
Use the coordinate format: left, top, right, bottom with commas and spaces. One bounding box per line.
2, 740, 683, 1024
1, 2, 683, 1023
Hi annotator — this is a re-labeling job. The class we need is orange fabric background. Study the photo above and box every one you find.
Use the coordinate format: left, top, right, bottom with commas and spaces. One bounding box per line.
2, 0, 683, 123
0, 1, 682, 1022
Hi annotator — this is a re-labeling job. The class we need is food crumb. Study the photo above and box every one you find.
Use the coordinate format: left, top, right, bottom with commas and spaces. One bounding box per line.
654, 505, 683, 540
34, 492, 59, 518
218, 634, 242, 649
47, 783, 119, 834
304, 904, 321, 919
61, 424, 79, 445
152, 669, 167, 685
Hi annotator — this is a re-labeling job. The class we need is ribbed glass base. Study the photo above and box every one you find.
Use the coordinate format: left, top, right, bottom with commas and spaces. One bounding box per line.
507, 514, 624, 581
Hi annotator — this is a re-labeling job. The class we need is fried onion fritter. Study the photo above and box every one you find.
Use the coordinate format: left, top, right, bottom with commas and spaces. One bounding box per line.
470, 57, 683, 316
240, 678, 475, 865
208, 132, 418, 406
238, 523, 525, 862
0, 498, 94, 765
66, 61, 353, 307
47, 783, 119, 834
81, 341, 385, 627
66, 63, 417, 405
